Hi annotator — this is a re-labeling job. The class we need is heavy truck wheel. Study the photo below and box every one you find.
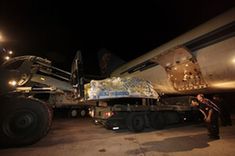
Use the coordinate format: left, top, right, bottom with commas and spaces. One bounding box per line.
68, 108, 87, 118
150, 112, 166, 130
79, 109, 87, 117
0, 96, 52, 147
69, 109, 78, 118
126, 113, 145, 132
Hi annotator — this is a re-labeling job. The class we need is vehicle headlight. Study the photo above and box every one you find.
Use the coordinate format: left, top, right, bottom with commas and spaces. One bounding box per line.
8, 80, 17, 86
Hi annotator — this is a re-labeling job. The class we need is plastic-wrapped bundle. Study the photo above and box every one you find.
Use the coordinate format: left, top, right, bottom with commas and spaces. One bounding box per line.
87, 77, 159, 100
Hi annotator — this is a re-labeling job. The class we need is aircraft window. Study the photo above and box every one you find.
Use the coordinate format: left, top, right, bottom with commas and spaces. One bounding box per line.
184, 21, 235, 52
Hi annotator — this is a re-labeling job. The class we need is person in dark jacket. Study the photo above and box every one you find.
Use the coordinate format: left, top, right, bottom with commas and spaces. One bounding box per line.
191, 94, 220, 140
213, 95, 232, 126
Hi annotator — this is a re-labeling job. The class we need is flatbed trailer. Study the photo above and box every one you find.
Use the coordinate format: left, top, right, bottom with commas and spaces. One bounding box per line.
90, 96, 201, 132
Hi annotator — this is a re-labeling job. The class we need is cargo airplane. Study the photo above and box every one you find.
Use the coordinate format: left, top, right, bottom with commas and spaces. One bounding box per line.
110, 8, 235, 95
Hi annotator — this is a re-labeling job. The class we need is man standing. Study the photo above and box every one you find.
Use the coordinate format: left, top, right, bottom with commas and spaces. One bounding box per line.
213, 95, 232, 126
191, 94, 220, 140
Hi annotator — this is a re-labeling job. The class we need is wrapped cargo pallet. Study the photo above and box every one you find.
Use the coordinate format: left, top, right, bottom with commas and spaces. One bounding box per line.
87, 77, 159, 100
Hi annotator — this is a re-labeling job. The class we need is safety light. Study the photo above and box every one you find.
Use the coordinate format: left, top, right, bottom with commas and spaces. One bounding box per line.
104, 111, 114, 118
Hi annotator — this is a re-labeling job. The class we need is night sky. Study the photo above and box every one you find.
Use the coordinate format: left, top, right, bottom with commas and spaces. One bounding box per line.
0, 1, 234, 75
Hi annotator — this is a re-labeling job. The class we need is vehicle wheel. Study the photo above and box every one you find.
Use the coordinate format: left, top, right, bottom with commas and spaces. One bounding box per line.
126, 113, 145, 132
69, 109, 78, 118
150, 112, 166, 130
79, 109, 87, 117
0, 96, 52, 147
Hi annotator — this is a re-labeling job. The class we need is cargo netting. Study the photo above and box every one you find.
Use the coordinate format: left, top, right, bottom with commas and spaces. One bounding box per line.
86, 77, 159, 100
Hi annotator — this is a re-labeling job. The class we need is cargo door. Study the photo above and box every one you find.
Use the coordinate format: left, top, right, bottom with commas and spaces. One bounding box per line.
150, 46, 207, 92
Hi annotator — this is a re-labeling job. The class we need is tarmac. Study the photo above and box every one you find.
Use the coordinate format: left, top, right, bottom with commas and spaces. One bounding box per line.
0, 116, 234, 156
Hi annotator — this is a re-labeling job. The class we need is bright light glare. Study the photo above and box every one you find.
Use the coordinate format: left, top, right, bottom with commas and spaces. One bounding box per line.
232, 58, 235, 63
113, 127, 119, 130
4, 56, 10, 60
8, 80, 17, 86
8, 51, 13, 55
0, 33, 3, 41
212, 81, 235, 89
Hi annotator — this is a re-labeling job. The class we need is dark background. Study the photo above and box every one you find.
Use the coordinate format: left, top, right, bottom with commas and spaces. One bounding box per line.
0, 0, 234, 75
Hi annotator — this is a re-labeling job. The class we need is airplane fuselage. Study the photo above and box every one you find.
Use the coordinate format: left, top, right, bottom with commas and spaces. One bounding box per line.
111, 8, 235, 95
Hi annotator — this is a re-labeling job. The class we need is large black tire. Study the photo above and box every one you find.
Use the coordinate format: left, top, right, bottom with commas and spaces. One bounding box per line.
0, 96, 52, 147
150, 112, 166, 130
126, 113, 145, 132
79, 108, 87, 117
68, 109, 78, 118
68, 108, 87, 118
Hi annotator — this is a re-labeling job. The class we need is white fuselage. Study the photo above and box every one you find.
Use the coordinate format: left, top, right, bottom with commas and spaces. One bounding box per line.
111, 8, 235, 95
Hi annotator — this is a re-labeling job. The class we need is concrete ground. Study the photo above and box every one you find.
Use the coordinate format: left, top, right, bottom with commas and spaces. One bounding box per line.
0, 116, 235, 156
